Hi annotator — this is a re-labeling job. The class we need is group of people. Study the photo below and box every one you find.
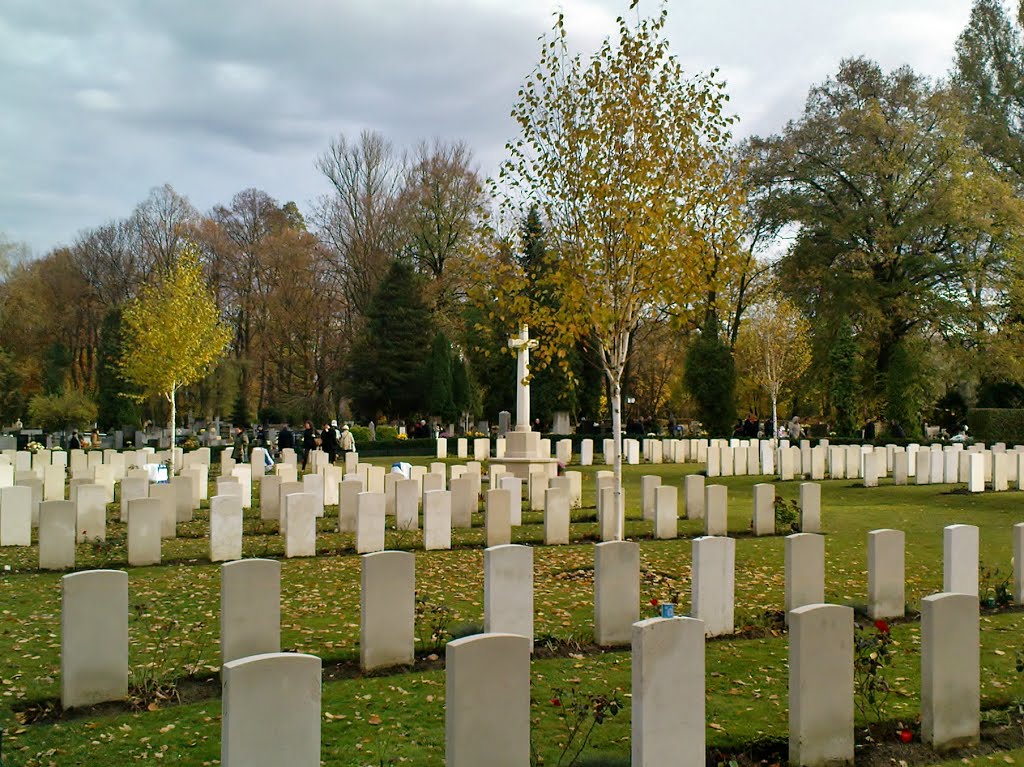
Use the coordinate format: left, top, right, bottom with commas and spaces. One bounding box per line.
733, 414, 805, 440
230, 420, 355, 468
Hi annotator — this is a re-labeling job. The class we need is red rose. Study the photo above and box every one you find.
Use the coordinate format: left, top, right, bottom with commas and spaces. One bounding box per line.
898, 729, 912, 743
550, 698, 561, 707
873, 619, 890, 634
650, 598, 659, 606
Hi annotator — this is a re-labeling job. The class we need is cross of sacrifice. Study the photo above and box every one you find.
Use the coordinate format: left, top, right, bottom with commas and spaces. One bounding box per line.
507, 324, 539, 432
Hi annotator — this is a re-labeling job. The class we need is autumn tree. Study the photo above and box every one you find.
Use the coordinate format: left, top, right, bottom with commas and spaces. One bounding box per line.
492, 6, 743, 537
120, 243, 231, 436
734, 296, 812, 435
755, 58, 1024, 407
315, 131, 405, 331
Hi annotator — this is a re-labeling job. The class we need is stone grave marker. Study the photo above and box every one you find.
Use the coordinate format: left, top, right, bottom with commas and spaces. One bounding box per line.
692, 535, 735, 636
423, 489, 452, 550
789, 604, 854, 767
360, 551, 415, 671
39, 500, 76, 569
210, 495, 244, 562
221, 653, 321, 767
445, 634, 530, 767
221, 559, 281, 665
594, 540, 639, 646
61, 569, 128, 709
922, 593, 979, 749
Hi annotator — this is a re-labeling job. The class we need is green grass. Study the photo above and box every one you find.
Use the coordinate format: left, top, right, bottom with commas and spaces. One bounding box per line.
3, 458, 1024, 765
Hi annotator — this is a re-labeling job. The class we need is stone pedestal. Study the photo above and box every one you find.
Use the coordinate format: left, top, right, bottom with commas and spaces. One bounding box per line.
500, 429, 557, 480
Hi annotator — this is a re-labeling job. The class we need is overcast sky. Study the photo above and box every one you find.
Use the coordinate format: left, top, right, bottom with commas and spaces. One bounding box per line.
1, 0, 977, 256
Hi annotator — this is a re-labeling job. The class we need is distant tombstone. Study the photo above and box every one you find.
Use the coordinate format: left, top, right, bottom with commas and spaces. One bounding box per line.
944, 524, 979, 596
39, 500, 76, 569
544, 487, 571, 545
684, 474, 705, 520
260, 475, 282, 521
785, 533, 825, 614
149, 482, 177, 539
0, 484, 32, 546
127, 498, 162, 565
654, 485, 678, 540
799, 483, 821, 534
210, 495, 244, 562
752, 483, 775, 536
500, 475, 524, 526
423, 490, 452, 550
704, 484, 728, 536
338, 477, 363, 533
284, 493, 317, 558
74, 483, 107, 543
552, 411, 571, 435
868, 529, 905, 619
485, 488, 513, 547
497, 411, 512, 437
395, 478, 419, 531
356, 492, 386, 554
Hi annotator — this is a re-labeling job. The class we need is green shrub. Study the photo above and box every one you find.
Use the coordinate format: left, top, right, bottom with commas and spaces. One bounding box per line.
376, 425, 399, 440
349, 425, 372, 443
966, 408, 1024, 444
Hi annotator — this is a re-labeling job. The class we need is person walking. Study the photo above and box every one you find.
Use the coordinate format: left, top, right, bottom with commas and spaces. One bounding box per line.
278, 423, 294, 455
301, 420, 317, 470
321, 421, 339, 464
231, 426, 250, 463
340, 423, 356, 459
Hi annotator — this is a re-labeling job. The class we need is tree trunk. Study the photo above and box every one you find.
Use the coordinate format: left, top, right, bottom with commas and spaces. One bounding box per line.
611, 376, 624, 541
168, 384, 176, 466
771, 394, 778, 441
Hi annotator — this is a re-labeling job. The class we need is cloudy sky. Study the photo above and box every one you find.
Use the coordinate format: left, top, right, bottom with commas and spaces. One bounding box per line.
2, 0, 977, 256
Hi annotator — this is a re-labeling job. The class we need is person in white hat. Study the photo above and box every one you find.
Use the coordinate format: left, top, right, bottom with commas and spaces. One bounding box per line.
340, 423, 355, 456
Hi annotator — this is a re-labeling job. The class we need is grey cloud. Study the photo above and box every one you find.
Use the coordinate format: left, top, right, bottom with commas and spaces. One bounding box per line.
0, 0, 976, 255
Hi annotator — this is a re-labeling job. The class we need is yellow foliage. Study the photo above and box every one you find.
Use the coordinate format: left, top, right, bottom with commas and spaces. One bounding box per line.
120, 242, 231, 421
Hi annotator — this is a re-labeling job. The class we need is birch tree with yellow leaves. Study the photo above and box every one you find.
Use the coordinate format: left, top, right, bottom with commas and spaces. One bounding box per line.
120, 243, 231, 438
735, 296, 812, 435
489, 4, 746, 538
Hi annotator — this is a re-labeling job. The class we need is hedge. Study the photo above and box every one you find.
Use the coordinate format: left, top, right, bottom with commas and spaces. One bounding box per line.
965, 409, 1024, 444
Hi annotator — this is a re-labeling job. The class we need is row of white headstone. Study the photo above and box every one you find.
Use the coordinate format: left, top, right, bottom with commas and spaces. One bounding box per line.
217, 586, 981, 767
59, 518, 1011, 708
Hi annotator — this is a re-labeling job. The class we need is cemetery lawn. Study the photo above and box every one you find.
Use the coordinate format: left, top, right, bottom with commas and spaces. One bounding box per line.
3, 460, 1024, 765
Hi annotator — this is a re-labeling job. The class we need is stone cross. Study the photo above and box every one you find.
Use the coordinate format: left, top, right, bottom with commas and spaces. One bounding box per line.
507, 324, 539, 432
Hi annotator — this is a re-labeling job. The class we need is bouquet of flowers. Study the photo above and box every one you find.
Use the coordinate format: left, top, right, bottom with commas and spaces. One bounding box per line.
25, 441, 45, 454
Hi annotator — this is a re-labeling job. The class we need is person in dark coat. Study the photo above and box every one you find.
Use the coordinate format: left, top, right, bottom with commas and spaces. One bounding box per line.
320, 422, 339, 464
68, 430, 82, 450
278, 423, 294, 452
301, 420, 317, 470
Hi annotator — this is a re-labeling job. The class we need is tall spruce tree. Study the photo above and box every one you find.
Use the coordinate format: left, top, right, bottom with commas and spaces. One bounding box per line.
424, 332, 456, 423
346, 260, 434, 419
96, 309, 140, 429
684, 319, 736, 437
828, 318, 859, 437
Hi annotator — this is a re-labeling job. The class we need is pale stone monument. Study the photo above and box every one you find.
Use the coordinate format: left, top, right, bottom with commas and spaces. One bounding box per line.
501, 325, 557, 480
221, 559, 281, 665
692, 536, 735, 636
785, 533, 825, 615
594, 540, 640, 646
789, 604, 854, 767
484, 544, 534, 648
632, 617, 705, 767
61, 569, 129, 708
361, 551, 415, 671
863, 530, 904, 621
221, 653, 321, 767
922, 593, 979, 749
